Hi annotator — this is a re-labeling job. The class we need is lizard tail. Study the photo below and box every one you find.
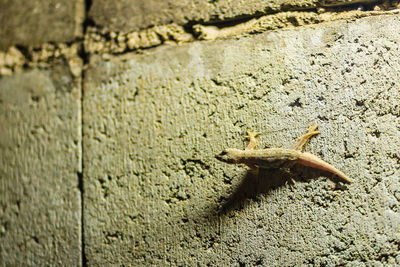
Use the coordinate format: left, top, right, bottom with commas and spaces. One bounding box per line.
297, 152, 352, 183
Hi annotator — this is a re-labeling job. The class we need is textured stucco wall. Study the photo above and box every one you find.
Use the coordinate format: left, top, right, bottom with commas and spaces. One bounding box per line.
88, 0, 378, 32
83, 16, 400, 265
1, 0, 400, 265
0, 0, 85, 50
0, 64, 82, 265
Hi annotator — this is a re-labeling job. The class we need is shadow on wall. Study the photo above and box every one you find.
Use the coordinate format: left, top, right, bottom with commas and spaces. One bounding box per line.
207, 165, 349, 218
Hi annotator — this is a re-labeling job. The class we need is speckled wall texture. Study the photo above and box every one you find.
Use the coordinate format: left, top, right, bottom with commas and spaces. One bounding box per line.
83, 16, 400, 266
1, 1, 400, 266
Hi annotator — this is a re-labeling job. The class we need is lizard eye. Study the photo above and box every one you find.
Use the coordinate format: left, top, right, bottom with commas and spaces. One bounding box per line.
219, 151, 228, 156
215, 150, 228, 161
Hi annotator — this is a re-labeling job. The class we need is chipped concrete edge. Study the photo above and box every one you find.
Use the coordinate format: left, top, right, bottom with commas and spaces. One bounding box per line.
0, 2, 399, 77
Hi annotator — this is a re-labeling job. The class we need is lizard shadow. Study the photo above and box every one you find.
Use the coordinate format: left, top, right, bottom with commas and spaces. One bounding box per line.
215, 168, 289, 216
207, 165, 339, 218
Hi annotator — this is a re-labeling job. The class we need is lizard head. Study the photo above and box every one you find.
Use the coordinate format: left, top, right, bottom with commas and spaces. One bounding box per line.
215, 148, 241, 164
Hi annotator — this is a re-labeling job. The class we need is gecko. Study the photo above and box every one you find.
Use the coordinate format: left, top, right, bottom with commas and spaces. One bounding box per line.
215, 124, 352, 183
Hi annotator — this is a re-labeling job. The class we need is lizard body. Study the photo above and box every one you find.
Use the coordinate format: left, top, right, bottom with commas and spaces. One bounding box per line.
215, 124, 352, 183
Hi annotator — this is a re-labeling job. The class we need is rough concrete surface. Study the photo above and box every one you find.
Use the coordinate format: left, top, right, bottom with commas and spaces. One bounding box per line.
88, 0, 313, 32
88, 0, 379, 33
0, 0, 85, 50
0, 64, 82, 265
193, 9, 400, 40
84, 8, 400, 55
83, 15, 400, 265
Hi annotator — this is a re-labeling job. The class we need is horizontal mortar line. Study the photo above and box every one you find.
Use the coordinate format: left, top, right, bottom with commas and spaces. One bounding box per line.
0, 7, 399, 74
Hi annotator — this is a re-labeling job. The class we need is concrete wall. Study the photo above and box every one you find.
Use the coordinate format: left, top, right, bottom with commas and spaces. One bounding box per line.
0, 65, 82, 265
1, 0, 400, 266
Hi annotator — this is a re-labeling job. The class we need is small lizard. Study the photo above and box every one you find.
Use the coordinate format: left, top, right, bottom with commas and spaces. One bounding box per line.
215, 124, 352, 183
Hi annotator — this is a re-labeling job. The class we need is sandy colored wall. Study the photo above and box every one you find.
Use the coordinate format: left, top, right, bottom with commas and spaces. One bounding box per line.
1, 1, 400, 265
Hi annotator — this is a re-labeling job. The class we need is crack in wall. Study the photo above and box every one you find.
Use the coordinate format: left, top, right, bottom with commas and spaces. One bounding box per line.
77, 171, 86, 266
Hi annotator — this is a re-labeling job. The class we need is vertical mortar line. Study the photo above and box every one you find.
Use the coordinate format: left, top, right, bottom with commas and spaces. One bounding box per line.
79, 0, 92, 266
79, 55, 87, 267
79, 46, 87, 266
79, 53, 86, 264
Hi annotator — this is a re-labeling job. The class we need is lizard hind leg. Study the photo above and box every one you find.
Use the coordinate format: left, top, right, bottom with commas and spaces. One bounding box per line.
245, 130, 260, 150
291, 123, 320, 151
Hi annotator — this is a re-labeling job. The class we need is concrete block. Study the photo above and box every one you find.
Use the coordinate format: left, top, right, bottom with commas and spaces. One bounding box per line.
88, 0, 379, 32
0, 64, 82, 265
0, 0, 85, 50
88, 0, 315, 32
83, 15, 400, 265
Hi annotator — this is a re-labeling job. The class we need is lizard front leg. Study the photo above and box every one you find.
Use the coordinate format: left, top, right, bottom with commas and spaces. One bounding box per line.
244, 130, 260, 174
